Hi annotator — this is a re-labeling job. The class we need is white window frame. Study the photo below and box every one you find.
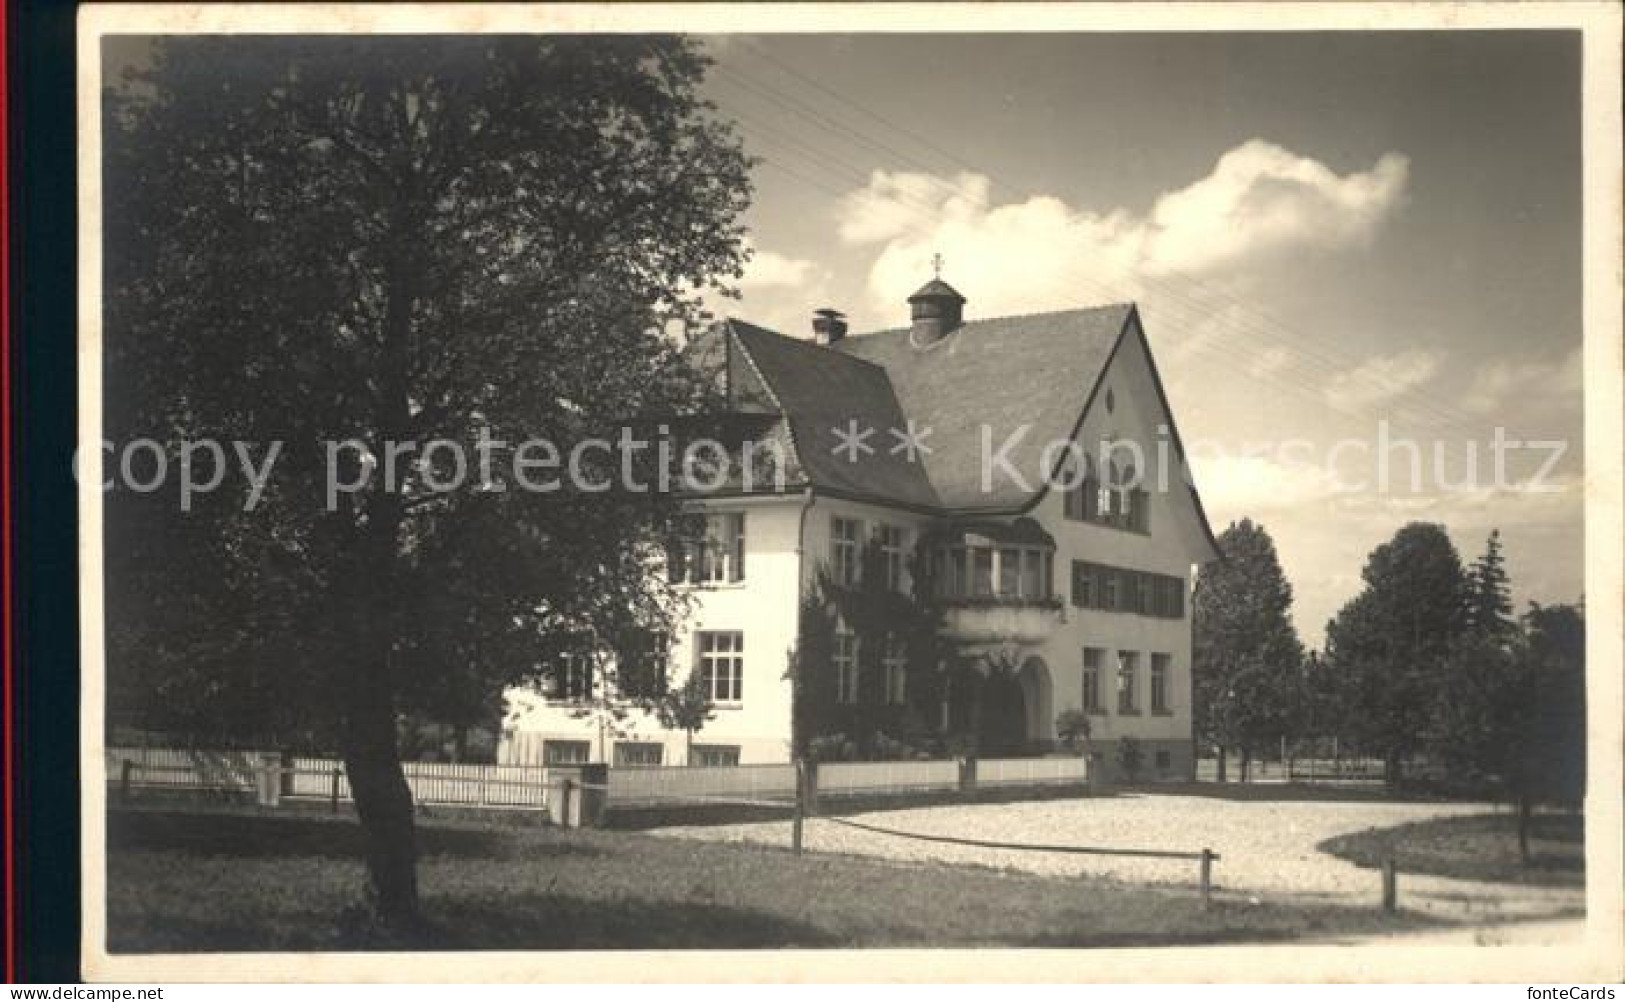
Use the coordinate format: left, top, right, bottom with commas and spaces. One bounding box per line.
687, 512, 746, 585
1082, 647, 1103, 714
613, 741, 665, 767
615, 631, 670, 700
876, 523, 908, 592
1117, 650, 1139, 714
834, 628, 860, 705
690, 744, 741, 768
547, 649, 595, 704
831, 516, 862, 586
882, 636, 907, 705
542, 739, 590, 765
696, 630, 744, 704
1151, 652, 1171, 714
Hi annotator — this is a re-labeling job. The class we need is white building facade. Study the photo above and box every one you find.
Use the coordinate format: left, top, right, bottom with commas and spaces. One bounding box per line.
499, 281, 1219, 778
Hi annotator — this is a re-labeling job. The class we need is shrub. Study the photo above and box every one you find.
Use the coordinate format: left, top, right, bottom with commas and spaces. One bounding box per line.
1055, 709, 1092, 755
807, 732, 858, 763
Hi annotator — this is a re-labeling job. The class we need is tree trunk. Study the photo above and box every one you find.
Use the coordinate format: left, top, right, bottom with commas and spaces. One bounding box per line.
1384, 752, 1402, 788
1240, 748, 1252, 784
1216, 747, 1227, 783
341, 678, 420, 928
339, 241, 420, 928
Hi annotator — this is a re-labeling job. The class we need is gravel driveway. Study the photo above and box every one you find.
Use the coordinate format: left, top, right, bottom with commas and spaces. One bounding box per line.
649, 792, 1584, 941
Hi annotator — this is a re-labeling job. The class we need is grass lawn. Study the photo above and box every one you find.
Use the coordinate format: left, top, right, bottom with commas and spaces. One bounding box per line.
1317, 811, 1584, 888
106, 806, 1437, 952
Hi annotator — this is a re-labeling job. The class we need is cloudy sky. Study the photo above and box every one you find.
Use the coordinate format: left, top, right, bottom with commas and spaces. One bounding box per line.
702, 31, 1583, 643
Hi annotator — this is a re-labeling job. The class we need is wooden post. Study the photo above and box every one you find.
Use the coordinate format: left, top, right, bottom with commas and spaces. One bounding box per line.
802, 758, 820, 817
120, 759, 134, 803
791, 759, 805, 855
1382, 857, 1398, 912
329, 765, 341, 814
1199, 848, 1214, 909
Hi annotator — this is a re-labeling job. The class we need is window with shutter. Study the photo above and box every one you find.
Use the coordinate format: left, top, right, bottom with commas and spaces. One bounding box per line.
1072, 561, 1095, 608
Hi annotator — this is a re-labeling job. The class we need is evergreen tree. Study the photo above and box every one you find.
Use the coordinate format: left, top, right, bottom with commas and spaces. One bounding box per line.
1192, 519, 1304, 781
1466, 529, 1516, 638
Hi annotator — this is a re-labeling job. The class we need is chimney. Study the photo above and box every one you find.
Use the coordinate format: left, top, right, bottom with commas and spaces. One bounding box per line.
908, 278, 966, 346
812, 307, 848, 346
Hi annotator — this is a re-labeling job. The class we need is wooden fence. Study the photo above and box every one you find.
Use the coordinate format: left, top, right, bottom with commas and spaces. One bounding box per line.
820, 758, 960, 796
978, 756, 1091, 786
107, 748, 1092, 812
606, 762, 797, 807
107, 747, 552, 810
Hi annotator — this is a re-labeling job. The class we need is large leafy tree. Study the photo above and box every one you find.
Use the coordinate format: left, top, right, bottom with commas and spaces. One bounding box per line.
1191, 519, 1303, 780
103, 36, 751, 924
1324, 522, 1470, 784
1428, 600, 1585, 861
1521, 602, 1586, 816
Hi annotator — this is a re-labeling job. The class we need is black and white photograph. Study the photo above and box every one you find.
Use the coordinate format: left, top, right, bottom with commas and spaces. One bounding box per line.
79, 2, 1622, 983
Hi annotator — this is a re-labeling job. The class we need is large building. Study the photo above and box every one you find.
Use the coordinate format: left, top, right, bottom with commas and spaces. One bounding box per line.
499, 278, 1219, 779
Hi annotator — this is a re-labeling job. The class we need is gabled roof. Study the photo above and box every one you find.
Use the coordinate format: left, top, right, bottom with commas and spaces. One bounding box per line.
835, 305, 1132, 510
726, 320, 941, 509
702, 304, 1218, 559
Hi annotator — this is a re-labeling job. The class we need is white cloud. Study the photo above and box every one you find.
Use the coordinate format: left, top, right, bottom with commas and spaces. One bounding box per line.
1322, 348, 1443, 413
835, 140, 1410, 320
1187, 451, 1346, 513
1461, 345, 1583, 416
719, 242, 835, 339
1139, 141, 1409, 276
739, 248, 821, 290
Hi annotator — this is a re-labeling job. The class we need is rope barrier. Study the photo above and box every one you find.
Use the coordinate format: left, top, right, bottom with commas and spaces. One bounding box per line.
812, 813, 1218, 861
571, 778, 1214, 863
119, 764, 1217, 871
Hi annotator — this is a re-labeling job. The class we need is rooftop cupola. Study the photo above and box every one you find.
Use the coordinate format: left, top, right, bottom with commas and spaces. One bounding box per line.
908, 276, 966, 346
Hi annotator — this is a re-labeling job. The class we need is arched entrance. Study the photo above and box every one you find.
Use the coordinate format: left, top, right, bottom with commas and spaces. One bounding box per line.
1018, 656, 1054, 748
977, 669, 1027, 756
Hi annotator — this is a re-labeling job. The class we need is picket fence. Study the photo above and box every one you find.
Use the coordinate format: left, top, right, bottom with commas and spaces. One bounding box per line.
106, 748, 1091, 811
979, 756, 1091, 786
106, 747, 552, 810
607, 762, 795, 807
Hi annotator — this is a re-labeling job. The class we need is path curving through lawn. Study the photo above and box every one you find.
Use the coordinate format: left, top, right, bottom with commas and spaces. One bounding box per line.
649, 790, 1585, 942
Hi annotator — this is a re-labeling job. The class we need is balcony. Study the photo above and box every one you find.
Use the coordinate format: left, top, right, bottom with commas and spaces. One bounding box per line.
940, 596, 1065, 645
927, 517, 1061, 645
